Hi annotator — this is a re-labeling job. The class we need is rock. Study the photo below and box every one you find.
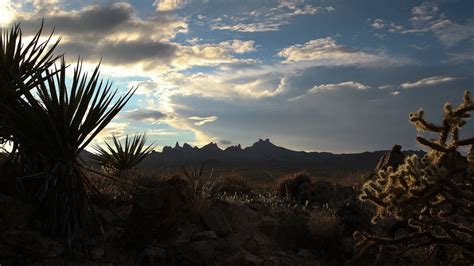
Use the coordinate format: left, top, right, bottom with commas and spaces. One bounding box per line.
191, 231, 218, 241
0, 193, 33, 231
141, 245, 167, 265
90, 246, 105, 260
202, 202, 232, 237
1, 230, 64, 259
371, 144, 406, 178
242, 249, 264, 265
243, 236, 259, 254
297, 249, 313, 259
126, 176, 192, 248
229, 249, 263, 266
210, 199, 261, 232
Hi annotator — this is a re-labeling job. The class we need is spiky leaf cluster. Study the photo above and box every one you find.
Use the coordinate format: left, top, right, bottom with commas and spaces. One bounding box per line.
356, 90, 474, 262
91, 133, 155, 176
0, 23, 137, 247
0, 22, 60, 148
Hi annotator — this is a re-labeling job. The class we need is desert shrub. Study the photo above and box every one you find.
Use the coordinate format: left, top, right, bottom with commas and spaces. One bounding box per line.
355, 90, 474, 264
183, 164, 220, 199
90, 133, 155, 177
87, 172, 133, 206
212, 172, 251, 195
273, 210, 312, 250
307, 207, 348, 262
275, 171, 311, 200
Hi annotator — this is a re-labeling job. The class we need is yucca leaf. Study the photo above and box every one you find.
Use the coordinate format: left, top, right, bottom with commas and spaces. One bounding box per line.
91, 133, 155, 175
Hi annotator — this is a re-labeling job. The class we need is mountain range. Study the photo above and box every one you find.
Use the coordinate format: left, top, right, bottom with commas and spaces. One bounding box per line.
137, 139, 424, 178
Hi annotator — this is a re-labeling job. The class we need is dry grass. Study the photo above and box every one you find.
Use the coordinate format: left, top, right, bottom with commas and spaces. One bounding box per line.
212, 172, 251, 195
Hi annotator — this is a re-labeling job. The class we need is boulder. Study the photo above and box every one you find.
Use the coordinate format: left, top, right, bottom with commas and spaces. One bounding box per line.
191, 230, 218, 241
371, 144, 406, 178
202, 202, 232, 237
0, 193, 33, 232
1, 230, 64, 259
126, 176, 192, 248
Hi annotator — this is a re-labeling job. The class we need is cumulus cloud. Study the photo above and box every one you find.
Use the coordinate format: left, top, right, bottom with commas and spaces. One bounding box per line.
371, 18, 386, 29
189, 116, 218, 126
154, 0, 188, 11
289, 81, 369, 101
278, 37, 406, 67
157, 71, 290, 100
5, 3, 261, 74
16, 3, 187, 41
400, 76, 457, 89
95, 122, 129, 142
411, 2, 438, 22
308, 81, 369, 93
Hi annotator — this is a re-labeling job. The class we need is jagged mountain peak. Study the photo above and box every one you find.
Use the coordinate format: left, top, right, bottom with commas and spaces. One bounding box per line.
201, 142, 221, 151
183, 143, 193, 149
225, 144, 242, 152
253, 138, 274, 146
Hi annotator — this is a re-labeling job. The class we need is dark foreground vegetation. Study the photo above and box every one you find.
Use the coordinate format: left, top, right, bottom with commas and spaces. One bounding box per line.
0, 23, 473, 265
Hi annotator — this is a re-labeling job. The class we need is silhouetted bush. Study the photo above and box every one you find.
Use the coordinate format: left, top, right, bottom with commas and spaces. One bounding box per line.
275, 171, 311, 200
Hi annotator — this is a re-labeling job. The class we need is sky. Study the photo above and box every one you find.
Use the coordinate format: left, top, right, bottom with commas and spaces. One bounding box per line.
1, 0, 473, 153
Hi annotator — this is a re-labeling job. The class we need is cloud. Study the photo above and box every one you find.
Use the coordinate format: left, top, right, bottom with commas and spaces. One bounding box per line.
16, 3, 188, 41
400, 76, 457, 89
158, 71, 289, 100
123, 109, 167, 122
429, 19, 474, 47
308, 81, 369, 94
373, 2, 474, 47
371, 18, 386, 29
378, 85, 394, 90
210, 2, 334, 32
278, 37, 406, 67
95, 122, 129, 142
410, 2, 438, 22
146, 129, 178, 136
289, 81, 369, 101
445, 50, 474, 63
391, 91, 400, 96
219, 139, 232, 146
189, 116, 218, 126
56, 38, 257, 74
154, 0, 188, 11
0, 0, 17, 26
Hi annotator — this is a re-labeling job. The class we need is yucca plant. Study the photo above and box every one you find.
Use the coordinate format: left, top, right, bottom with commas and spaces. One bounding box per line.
3, 58, 136, 246
91, 133, 155, 177
0, 22, 60, 151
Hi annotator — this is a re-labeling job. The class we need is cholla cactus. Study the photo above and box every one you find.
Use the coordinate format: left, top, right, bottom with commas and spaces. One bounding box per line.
355, 90, 474, 262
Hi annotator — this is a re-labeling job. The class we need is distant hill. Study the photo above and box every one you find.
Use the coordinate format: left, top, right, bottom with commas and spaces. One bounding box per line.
135, 139, 424, 178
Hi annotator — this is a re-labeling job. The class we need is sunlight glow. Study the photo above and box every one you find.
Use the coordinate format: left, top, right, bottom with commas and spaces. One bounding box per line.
0, 0, 15, 26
